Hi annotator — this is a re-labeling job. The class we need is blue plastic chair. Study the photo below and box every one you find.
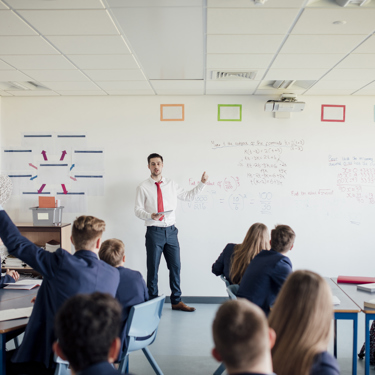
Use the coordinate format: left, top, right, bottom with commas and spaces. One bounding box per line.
54, 354, 70, 375
118, 295, 165, 374
220, 274, 230, 288
226, 284, 239, 300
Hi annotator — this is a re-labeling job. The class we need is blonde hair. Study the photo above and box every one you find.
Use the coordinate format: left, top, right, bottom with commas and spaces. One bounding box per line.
268, 270, 333, 375
71, 216, 106, 251
99, 239, 125, 267
212, 299, 268, 370
229, 223, 270, 285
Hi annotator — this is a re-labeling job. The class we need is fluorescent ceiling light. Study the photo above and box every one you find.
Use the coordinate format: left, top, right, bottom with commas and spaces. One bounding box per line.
273, 80, 295, 89
335, 0, 371, 6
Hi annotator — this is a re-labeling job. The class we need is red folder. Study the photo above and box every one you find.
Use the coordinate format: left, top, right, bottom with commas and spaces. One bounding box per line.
337, 276, 375, 284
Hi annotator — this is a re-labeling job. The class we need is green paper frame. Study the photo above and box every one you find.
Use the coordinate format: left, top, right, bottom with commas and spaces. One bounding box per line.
218, 104, 242, 122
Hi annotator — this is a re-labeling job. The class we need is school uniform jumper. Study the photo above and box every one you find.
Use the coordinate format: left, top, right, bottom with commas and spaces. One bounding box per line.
135, 176, 205, 304
0, 208, 120, 371
211, 243, 236, 284
78, 361, 122, 375
116, 266, 149, 360
237, 249, 292, 316
310, 351, 340, 375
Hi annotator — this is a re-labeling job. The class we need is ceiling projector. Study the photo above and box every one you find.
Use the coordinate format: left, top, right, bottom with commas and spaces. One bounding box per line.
264, 94, 305, 113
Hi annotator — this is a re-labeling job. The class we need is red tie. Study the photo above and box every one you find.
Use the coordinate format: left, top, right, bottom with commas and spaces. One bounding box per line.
155, 181, 164, 221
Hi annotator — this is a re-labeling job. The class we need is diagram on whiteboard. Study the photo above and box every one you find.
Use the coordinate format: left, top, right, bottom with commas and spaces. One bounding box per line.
1, 132, 104, 213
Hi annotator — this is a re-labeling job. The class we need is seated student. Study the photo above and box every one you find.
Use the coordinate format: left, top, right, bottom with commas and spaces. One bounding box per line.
237, 224, 295, 315
212, 223, 270, 285
212, 299, 276, 375
99, 239, 149, 359
0, 237, 19, 286
268, 270, 339, 375
54, 292, 123, 375
0, 205, 120, 375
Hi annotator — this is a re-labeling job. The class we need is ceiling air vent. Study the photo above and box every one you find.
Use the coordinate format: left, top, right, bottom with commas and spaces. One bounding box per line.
211, 71, 258, 81
0, 81, 50, 91
335, 0, 371, 6
270, 80, 316, 90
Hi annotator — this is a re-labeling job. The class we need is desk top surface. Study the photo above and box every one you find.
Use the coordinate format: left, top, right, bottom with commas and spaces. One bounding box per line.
15, 223, 70, 229
326, 277, 361, 313
0, 288, 38, 334
331, 277, 375, 314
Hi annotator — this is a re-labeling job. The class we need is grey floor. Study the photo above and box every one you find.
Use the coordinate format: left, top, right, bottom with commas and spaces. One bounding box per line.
6, 303, 375, 375
127, 303, 375, 375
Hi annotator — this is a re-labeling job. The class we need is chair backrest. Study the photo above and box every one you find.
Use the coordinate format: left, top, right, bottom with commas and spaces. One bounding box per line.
226, 284, 239, 300
126, 295, 165, 353
220, 274, 230, 288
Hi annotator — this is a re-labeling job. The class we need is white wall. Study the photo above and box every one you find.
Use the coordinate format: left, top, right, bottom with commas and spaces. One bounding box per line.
1, 95, 375, 297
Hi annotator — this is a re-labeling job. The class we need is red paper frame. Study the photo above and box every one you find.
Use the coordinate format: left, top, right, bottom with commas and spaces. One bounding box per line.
321, 105, 346, 122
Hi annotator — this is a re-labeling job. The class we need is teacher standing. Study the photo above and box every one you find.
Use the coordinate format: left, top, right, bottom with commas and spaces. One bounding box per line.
135, 153, 208, 312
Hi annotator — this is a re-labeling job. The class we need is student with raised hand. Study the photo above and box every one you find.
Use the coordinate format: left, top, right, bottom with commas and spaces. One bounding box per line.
0, 204, 120, 375
211, 223, 270, 285
237, 224, 295, 315
99, 238, 149, 360
268, 270, 339, 375
212, 299, 276, 375
54, 292, 124, 375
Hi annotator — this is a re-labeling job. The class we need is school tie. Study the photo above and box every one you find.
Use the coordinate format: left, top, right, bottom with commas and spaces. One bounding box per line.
155, 181, 164, 221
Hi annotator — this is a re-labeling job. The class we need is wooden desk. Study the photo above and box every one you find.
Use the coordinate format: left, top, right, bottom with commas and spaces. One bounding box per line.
326, 278, 361, 375
0, 288, 38, 375
331, 278, 375, 375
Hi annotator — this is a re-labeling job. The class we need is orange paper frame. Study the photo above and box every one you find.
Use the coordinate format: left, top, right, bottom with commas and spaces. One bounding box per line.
160, 104, 185, 121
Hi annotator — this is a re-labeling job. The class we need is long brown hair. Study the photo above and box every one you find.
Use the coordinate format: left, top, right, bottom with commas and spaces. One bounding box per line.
229, 223, 270, 284
268, 270, 333, 375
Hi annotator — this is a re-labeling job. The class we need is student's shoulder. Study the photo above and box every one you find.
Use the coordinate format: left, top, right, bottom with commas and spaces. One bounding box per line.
224, 243, 236, 253
117, 266, 144, 280
310, 351, 340, 375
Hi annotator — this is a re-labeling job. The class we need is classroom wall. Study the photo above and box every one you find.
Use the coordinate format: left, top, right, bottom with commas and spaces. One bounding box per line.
1, 95, 374, 297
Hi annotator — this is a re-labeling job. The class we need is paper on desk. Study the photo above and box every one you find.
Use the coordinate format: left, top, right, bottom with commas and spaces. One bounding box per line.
0, 306, 33, 322
332, 296, 340, 305
8, 280, 43, 286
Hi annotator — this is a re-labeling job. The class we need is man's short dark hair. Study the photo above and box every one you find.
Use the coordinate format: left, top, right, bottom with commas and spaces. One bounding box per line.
55, 292, 122, 372
271, 225, 295, 253
147, 153, 163, 164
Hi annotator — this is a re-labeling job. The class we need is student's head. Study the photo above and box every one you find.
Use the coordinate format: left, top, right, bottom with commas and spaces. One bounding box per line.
53, 292, 122, 373
99, 239, 125, 268
270, 224, 295, 253
212, 299, 275, 373
268, 270, 333, 375
71, 215, 106, 252
230, 223, 270, 284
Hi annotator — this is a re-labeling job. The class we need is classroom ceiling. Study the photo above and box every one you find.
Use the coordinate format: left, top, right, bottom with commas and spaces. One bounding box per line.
0, 0, 375, 97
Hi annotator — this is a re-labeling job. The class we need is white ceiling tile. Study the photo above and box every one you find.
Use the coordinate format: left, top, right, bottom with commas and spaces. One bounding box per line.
97, 81, 152, 90
208, 0, 306, 7
18, 10, 119, 36
0, 70, 34, 81
207, 54, 274, 69
281, 35, 368, 54
0, 36, 59, 54
207, 35, 285, 54
154, 89, 204, 95
323, 69, 375, 81
0, 59, 14, 70
83, 69, 145, 81
55, 90, 108, 96
5, 90, 59, 96
306, 0, 375, 8
207, 8, 301, 34
206, 88, 256, 95
104, 89, 155, 95
46, 36, 131, 55
304, 89, 355, 95
272, 54, 345, 69
311, 80, 371, 90
206, 80, 259, 90
7, 0, 104, 9
352, 82, 375, 95
292, 9, 375, 35
256, 84, 306, 93
23, 70, 90, 82
0, 90, 13, 96
337, 54, 375, 69
0, 55, 75, 70
107, 0, 201, 6
0, 10, 37, 35
265, 68, 327, 80
39, 81, 101, 90
353, 35, 375, 53
151, 80, 204, 90
66, 55, 139, 70
0, 2, 9, 9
